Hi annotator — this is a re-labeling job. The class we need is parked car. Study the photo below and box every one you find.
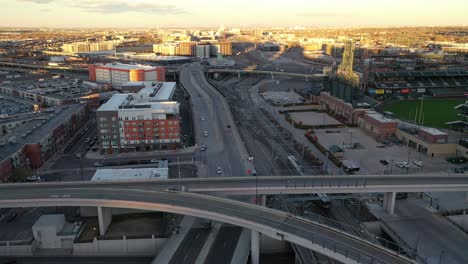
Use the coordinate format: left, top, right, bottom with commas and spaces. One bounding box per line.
380, 160, 388, 165
150, 159, 159, 163
93, 162, 103, 167
413, 161, 423, 167
75, 152, 81, 159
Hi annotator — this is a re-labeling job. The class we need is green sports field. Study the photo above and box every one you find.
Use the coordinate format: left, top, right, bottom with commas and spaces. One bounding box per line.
383, 98, 465, 128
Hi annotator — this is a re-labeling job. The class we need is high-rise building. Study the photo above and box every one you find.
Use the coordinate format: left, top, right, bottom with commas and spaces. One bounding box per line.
177, 42, 197, 56
96, 83, 180, 153
219, 42, 232, 56
196, 45, 211, 59
88, 63, 165, 88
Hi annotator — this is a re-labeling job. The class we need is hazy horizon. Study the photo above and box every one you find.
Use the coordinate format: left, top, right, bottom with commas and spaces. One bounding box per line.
1, 0, 467, 28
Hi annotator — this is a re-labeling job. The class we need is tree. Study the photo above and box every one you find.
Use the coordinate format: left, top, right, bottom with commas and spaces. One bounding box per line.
10, 167, 34, 182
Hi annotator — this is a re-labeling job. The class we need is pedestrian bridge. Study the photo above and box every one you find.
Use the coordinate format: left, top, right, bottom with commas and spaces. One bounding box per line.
0, 186, 414, 264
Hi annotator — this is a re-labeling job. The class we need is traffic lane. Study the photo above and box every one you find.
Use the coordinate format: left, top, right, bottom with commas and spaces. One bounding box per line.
194, 67, 246, 176
0, 189, 411, 264
182, 66, 239, 176
2, 175, 468, 192
169, 228, 211, 264
204, 226, 242, 264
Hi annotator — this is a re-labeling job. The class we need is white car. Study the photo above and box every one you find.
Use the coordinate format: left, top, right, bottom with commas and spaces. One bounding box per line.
150, 159, 159, 163
217, 166, 222, 174
93, 162, 103, 167
201, 117, 205, 121
75, 152, 82, 159
413, 161, 423, 167
200, 145, 207, 151
204, 131, 208, 137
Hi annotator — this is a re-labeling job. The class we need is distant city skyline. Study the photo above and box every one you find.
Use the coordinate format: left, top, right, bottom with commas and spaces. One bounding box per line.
0, 0, 467, 28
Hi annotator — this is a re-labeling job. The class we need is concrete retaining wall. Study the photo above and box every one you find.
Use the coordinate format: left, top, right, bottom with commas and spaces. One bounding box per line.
73, 236, 167, 256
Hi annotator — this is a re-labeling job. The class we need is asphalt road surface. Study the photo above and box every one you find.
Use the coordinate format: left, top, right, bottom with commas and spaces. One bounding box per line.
180, 63, 247, 177
0, 187, 416, 264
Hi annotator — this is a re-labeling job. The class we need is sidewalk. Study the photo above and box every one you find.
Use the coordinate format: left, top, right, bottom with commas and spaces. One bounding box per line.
85, 146, 197, 160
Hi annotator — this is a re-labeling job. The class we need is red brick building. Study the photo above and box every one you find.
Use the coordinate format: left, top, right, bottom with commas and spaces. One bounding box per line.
358, 111, 399, 140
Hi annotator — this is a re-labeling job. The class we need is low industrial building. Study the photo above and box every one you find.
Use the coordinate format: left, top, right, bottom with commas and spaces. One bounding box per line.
358, 111, 399, 140
396, 126, 457, 157
91, 166, 169, 181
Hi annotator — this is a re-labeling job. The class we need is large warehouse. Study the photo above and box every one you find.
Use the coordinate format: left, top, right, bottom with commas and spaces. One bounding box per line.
88, 63, 165, 88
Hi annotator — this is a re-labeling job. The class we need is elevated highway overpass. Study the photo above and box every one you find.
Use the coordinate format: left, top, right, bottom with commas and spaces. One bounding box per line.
1, 174, 467, 215
2, 174, 466, 195
206, 68, 327, 79
0, 186, 415, 264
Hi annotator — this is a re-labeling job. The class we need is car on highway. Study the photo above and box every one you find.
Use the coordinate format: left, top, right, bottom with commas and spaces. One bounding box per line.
200, 145, 207, 151
204, 131, 208, 137
217, 166, 222, 174
26, 175, 41, 182
75, 152, 81, 159
201, 116, 205, 121
413, 161, 423, 167
93, 162, 103, 167
395, 162, 410, 168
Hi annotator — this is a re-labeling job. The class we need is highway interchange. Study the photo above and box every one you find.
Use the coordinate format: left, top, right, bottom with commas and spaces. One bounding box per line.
0, 187, 414, 264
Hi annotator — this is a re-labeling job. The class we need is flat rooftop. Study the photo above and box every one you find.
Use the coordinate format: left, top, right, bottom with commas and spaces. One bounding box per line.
97, 93, 179, 114
91, 167, 169, 181
419, 127, 447, 136
130, 81, 176, 101
0, 77, 89, 100
365, 111, 397, 124
96, 62, 157, 71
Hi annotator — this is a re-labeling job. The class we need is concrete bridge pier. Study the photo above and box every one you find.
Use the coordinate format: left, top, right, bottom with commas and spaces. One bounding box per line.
97, 206, 112, 236
251, 230, 260, 264
383, 192, 396, 215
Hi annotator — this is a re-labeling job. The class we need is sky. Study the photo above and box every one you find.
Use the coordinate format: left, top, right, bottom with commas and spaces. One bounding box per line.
0, 0, 467, 28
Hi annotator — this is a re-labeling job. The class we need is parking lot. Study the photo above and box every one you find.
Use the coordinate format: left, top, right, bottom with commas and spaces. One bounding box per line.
0, 95, 33, 115
313, 127, 455, 175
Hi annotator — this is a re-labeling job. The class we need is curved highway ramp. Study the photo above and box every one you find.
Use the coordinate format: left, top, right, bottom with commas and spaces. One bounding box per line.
0, 187, 415, 264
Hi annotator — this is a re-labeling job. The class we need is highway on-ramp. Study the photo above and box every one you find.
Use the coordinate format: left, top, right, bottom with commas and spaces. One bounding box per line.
0, 187, 414, 264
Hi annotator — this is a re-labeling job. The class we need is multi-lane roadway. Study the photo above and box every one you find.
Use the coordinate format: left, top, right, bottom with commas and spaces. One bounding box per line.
4, 174, 468, 195
179, 63, 248, 177
0, 187, 414, 264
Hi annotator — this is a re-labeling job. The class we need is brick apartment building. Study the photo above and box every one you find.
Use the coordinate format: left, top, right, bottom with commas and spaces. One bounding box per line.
96, 82, 180, 153
0, 104, 89, 181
